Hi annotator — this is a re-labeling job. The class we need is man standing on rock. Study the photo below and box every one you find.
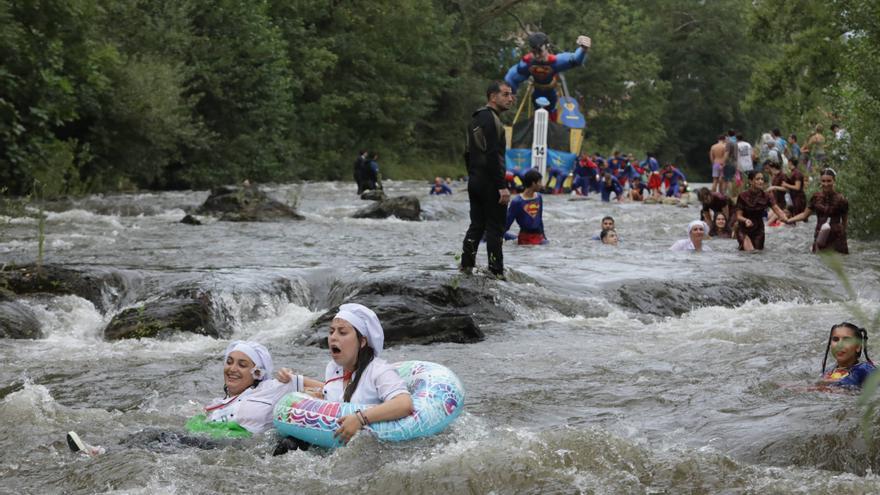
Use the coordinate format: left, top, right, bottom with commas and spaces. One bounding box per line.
459, 81, 514, 280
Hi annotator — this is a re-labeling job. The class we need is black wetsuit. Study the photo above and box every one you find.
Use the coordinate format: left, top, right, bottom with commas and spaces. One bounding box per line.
460, 106, 507, 276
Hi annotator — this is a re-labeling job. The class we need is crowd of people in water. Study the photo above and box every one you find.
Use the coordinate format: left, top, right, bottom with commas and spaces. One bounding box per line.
420, 148, 849, 255
446, 115, 852, 255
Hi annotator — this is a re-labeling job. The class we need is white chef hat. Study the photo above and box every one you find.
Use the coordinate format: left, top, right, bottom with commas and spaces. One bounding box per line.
224, 340, 273, 381
688, 220, 708, 235
335, 303, 384, 357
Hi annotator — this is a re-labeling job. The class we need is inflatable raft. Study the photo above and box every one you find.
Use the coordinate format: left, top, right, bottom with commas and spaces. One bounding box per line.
274, 360, 464, 448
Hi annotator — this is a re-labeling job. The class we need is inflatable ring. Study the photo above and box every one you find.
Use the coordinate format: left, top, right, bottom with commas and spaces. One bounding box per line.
273, 360, 464, 448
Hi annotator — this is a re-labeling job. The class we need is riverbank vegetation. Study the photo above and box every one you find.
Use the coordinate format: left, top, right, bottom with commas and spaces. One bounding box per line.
1, 1, 876, 236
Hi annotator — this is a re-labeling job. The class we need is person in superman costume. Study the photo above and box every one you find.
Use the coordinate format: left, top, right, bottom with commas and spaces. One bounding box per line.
504, 169, 548, 245
504, 32, 591, 122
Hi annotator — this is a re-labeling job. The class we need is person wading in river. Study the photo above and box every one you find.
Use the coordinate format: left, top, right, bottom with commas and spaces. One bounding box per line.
784, 168, 850, 254
735, 170, 789, 251
459, 81, 514, 280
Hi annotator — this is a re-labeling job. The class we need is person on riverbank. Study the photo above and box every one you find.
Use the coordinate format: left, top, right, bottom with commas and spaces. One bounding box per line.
504, 170, 547, 245
709, 212, 732, 239
670, 220, 710, 252
429, 177, 453, 195
459, 81, 514, 279
818, 322, 875, 390
735, 171, 789, 251
274, 304, 413, 453
66, 341, 320, 456
784, 168, 849, 254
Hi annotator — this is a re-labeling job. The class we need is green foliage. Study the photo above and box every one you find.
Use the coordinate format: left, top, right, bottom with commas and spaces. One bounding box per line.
831, 0, 880, 240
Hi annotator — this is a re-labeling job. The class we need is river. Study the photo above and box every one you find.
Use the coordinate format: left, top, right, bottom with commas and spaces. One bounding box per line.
2, 180, 880, 494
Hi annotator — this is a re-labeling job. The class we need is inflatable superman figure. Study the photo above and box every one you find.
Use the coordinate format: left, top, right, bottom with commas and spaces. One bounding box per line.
504, 32, 591, 122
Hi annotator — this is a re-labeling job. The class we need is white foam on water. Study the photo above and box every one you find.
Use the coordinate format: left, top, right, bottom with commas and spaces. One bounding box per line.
44, 209, 126, 229
236, 301, 323, 343
22, 295, 107, 342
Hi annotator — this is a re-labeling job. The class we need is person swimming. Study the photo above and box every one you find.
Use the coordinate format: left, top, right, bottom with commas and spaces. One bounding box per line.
819, 322, 876, 389
670, 220, 710, 251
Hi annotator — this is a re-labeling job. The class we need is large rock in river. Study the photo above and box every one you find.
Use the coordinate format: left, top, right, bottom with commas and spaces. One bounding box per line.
104, 292, 232, 340
0, 293, 42, 339
0, 264, 127, 312
298, 275, 510, 348
352, 195, 421, 221
196, 184, 303, 222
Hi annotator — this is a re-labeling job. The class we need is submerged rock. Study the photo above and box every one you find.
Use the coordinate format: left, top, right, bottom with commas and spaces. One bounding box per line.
104, 292, 231, 340
299, 275, 509, 348
607, 275, 822, 318
0, 264, 127, 312
196, 184, 303, 222
352, 195, 421, 221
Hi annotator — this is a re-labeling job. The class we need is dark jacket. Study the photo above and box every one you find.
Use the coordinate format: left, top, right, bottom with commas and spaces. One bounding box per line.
465, 106, 506, 190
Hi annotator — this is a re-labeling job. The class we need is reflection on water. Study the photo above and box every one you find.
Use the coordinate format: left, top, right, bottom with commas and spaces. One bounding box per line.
2, 181, 880, 493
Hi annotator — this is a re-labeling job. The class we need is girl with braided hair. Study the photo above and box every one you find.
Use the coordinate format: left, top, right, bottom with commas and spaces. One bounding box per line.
819, 323, 876, 389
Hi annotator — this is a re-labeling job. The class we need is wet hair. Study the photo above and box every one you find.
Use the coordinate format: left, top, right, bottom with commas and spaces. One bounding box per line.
344, 330, 376, 402
821, 322, 871, 374
821, 168, 837, 178
522, 169, 543, 188
600, 228, 617, 241
697, 187, 711, 202
601, 215, 614, 224
486, 80, 510, 100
